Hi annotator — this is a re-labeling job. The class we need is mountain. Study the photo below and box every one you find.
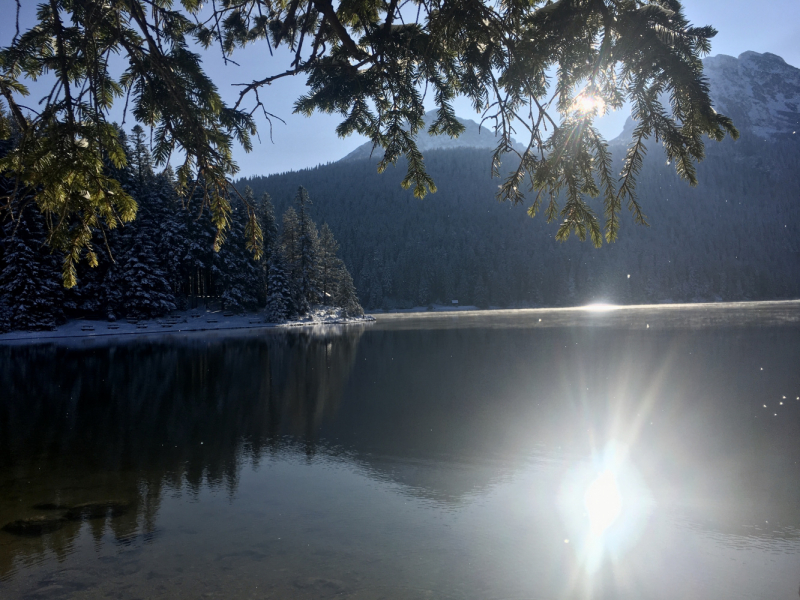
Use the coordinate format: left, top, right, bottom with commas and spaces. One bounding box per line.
344, 52, 800, 163
705, 51, 800, 139
238, 52, 800, 310
617, 51, 800, 141
340, 111, 523, 162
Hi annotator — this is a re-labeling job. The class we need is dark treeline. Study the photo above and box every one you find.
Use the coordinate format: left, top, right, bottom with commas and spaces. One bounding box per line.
240, 133, 800, 310
0, 129, 362, 332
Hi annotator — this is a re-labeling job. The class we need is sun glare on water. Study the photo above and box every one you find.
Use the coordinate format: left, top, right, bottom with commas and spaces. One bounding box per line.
584, 470, 623, 535
558, 442, 653, 576
583, 303, 619, 312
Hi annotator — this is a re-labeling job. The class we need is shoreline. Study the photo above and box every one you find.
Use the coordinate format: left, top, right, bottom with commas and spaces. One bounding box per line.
2, 299, 799, 345
0, 307, 375, 345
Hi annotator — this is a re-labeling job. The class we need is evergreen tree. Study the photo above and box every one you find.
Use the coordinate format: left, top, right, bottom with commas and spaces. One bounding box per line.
280, 206, 301, 311
317, 223, 340, 305
110, 128, 177, 318
474, 276, 489, 310
129, 125, 153, 194
257, 192, 279, 258
1, 1, 736, 282
334, 261, 364, 318
294, 187, 320, 308
0, 296, 10, 333
181, 182, 218, 303
214, 205, 260, 313
65, 239, 112, 317
266, 249, 292, 322
101, 255, 126, 320
256, 191, 279, 304
0, 204, 65, 330
117, 214, 177, 319
152, 168, 190, 303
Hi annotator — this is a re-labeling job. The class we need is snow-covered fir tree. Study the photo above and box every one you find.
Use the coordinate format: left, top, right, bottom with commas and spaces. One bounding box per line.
0, 127, 365, 331
152, 168, 190, 302
0, 202, 66, 331
116, 208, 177, 318
109, 129, 177, 318
317, 223, 339, 305
214, 203, 260, 313
266, 195, 360, 321
334, 262, 364, 317
293, 186, 321, 309
266, 248, 292, 321
255, 191, 279, 304
180, 181, 217, 302
280, 205, 303, 312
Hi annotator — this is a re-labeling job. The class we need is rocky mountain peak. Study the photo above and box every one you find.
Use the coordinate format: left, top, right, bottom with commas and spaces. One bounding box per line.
703, 51, 799, 139
341, 52, 799, 161
616, 51, 800, 142
340, 111, 518, 162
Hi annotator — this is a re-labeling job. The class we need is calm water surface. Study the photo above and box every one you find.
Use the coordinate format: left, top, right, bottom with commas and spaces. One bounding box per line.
1, 303, 800, 599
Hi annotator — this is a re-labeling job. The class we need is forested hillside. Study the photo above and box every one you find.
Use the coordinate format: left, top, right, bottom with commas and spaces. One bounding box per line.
239, 133, 800, 310
239, 52, 800, 311
2, 50, 799, 327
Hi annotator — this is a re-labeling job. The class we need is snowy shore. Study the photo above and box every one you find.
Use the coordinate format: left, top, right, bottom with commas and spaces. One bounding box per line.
0, 307, 374, 345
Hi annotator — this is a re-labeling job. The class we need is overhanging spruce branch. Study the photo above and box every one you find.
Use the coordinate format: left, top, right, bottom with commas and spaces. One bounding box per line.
0, 0, 738, 288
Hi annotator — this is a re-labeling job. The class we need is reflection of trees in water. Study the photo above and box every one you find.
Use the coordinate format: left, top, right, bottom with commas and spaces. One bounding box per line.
2, 320, 800, 579
0, 326, 365, 578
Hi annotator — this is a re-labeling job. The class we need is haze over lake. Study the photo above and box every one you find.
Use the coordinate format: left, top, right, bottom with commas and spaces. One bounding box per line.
2, 302, 799, 599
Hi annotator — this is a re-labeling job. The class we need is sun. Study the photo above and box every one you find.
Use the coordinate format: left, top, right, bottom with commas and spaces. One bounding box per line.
573, 94, 605, 115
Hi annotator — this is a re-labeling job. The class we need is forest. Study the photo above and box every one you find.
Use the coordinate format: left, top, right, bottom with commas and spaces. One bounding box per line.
240, 131, 800, 310
1, 119, 798, 332
0, 129, 362, 332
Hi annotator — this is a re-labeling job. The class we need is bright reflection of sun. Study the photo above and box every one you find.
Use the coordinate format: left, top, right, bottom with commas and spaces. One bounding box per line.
584, 470, 623, 535
558, 441, 653, 577
583, 303, 619, 312
573, 94, 605, 115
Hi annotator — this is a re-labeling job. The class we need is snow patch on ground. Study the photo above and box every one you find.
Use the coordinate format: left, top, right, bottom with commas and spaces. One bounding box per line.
370, 304, 481, 313
0, 306, 374, 345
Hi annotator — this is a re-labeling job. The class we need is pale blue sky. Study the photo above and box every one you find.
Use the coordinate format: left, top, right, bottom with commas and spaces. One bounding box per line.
2, 0, 798, 177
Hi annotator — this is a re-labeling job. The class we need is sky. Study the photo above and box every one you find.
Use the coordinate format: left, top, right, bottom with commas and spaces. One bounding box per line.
1, 0, 798, 178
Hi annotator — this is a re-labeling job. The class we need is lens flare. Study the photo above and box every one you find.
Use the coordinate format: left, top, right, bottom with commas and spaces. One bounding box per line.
584, 470, 622, 535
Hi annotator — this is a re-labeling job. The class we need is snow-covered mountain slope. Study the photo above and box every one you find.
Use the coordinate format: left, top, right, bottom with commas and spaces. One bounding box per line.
340, 111, 521, 162
705, 51, 800, 139
616, 51, 800, 142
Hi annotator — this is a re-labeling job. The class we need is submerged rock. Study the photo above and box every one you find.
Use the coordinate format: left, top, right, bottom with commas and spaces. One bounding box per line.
31, 502, 70, 511
2, 501, 131, 537
63, 501, 130, 521
2, 516, 66, 536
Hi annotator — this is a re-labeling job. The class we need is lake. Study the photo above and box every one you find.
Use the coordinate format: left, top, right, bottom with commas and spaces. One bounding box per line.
1, 302, 799, 599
